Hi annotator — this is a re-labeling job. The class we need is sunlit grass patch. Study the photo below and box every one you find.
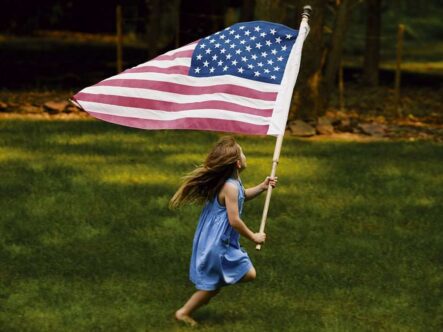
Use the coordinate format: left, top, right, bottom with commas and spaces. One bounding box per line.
0, 147, 40, 162
96, 166, 173, 186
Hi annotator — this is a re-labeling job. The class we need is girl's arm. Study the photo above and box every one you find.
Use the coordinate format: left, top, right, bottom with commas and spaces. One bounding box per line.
224, 183, 265, 244
245, 176, 278, 201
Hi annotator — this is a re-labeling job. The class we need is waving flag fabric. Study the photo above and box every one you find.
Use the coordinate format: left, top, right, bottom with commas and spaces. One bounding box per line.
71, 20, 309, 136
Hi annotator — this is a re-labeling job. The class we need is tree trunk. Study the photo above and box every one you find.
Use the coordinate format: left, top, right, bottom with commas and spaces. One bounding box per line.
322, 0, 353, 104
146, 0, 161, 59
291, 0, 327, 121
242, 0, 255, 21
362, 0, 381, 86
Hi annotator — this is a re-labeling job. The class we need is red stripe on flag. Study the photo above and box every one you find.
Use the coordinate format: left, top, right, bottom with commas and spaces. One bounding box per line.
123, 66, 190, 75
96, 79, 278, 101
75, 92, 273, 117
88, 112, 269, 135
154, 50, 194, 61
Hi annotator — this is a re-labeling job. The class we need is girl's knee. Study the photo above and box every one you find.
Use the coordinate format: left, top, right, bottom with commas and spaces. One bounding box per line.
242, 267, 256, 282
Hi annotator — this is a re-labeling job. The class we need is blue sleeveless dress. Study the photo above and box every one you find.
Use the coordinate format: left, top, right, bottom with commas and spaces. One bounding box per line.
189, 177, 253, 291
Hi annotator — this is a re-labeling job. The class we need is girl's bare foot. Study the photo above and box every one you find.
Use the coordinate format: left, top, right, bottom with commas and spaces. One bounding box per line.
175, 308, 198, 327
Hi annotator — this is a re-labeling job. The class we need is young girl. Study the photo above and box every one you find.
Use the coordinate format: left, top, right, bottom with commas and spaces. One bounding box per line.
170, 136, 277, 326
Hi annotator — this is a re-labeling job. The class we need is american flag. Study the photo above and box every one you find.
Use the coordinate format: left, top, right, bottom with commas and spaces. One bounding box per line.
71, 20, 309, 136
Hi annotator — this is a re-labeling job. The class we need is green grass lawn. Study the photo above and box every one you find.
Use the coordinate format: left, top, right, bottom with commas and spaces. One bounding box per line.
0, 119, 442, 331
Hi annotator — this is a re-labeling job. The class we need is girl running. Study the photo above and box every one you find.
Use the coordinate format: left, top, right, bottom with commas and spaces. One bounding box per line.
170, 136, 277, 326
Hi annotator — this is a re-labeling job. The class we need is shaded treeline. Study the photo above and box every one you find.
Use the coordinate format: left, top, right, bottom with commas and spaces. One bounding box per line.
1, 0, 442, 120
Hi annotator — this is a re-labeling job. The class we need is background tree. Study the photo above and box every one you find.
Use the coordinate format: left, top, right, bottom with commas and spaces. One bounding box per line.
362, 0, 382, 86
241, 0, 255, 21
145, 0, 182, 57
145, 0, 161, 59
322, 0, 359, 106
254, 0, 286, 22
290, 0, 327, 121
254, 0, 328, 121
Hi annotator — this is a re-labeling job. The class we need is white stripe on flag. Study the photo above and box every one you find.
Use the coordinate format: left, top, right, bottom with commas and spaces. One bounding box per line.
101, 73, 279, 92
78, 101, 270, 125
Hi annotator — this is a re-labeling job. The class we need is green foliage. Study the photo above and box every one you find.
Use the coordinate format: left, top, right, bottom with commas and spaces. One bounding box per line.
0, 120, 442, 331
346, 1, 443, 62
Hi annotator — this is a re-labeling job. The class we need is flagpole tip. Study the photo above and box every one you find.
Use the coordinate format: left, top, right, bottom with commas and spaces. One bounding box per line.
302, 5, 312, 20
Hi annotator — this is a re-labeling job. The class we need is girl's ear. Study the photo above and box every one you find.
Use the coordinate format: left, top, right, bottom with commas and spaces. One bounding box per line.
236, 160, 241, 169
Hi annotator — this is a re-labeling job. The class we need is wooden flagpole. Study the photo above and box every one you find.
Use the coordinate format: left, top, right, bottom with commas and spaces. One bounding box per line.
256, 5, 312, 251
255, 134, 284, 250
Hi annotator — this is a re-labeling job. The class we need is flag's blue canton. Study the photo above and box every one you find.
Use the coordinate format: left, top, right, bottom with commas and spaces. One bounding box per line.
189, 21, 298, 85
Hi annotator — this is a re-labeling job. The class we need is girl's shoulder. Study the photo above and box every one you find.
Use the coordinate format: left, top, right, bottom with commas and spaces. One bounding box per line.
225, 177, 242, 187
225, 177, 238, 184
224, 178, 239, 192
225, 177, 245, 195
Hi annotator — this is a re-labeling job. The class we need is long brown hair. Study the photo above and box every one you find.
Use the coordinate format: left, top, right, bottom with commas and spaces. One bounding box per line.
169, 136, 241, 208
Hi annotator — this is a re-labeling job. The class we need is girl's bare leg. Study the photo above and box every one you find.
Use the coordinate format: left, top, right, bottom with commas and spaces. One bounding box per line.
175, 266, 254, 325
175, 289, 220, 326
239, 266, 256, 283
